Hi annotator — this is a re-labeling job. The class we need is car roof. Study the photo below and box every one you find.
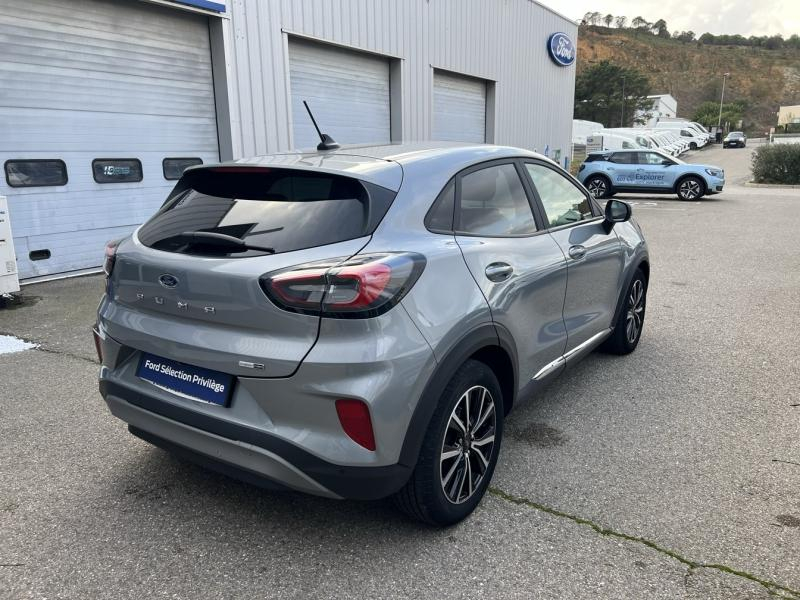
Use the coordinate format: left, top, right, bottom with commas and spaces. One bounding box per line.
192, 142, 550, 191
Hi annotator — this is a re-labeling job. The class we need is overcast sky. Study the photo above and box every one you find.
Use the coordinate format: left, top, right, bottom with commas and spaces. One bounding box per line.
537, 0, 800, 38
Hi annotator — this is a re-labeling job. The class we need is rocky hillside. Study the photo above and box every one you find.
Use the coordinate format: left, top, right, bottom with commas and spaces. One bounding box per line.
577, 27, 800, 133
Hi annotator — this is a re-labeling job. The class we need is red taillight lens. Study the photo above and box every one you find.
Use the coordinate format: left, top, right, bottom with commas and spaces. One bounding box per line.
335, 399, 376, 451
103, 239, 119, 277
260, 253, 425, 318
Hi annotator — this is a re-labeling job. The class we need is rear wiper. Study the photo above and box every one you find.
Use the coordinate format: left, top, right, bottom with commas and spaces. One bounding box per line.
180, 231, 275, 254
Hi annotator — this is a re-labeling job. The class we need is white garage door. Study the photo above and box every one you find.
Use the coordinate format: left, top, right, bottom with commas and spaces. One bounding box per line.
0, 0, 219, 279
433, 71, 487, 143
289, 39, 391, 150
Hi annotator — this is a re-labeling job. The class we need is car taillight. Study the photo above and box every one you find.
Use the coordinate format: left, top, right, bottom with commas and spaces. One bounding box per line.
578, 164, 586, 172
103, 239, 119, 277
335, 399, 376, 451
260, 252, 426, 318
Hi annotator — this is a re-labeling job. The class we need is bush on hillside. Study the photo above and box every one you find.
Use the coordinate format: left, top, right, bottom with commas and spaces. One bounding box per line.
751, 144, 800, 184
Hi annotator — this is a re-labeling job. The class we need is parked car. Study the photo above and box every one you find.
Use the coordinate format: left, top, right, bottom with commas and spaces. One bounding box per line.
579, 149, 725, 200
94, 142, 650, 526
723, 131, 747, 148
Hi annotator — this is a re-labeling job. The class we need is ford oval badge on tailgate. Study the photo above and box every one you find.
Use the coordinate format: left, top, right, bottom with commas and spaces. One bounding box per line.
158, 274, 179, 288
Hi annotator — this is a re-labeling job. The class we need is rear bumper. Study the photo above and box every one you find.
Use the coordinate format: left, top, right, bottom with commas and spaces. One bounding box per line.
100, 379, 412, 500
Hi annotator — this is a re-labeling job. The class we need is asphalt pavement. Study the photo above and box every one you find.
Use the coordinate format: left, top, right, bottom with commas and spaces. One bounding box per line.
1, 142, 799, 599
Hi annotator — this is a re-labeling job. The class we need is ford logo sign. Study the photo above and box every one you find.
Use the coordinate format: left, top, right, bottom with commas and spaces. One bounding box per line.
158, 274, 179, 288
547, 32, 575, 67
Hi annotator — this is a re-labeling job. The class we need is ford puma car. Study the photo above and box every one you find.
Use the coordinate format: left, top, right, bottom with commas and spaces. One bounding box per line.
578, 149, 724, 200
95, 143, 649, 526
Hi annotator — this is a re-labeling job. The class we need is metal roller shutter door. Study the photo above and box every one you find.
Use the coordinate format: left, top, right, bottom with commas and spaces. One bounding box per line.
433, 71, 487, 143
289, 39, 391, 150
0, 0, 219, 279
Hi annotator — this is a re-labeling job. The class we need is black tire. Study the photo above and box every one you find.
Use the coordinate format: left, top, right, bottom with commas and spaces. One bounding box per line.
689, 142, 697, 150
393, 359, 504, 526
676, 176, 705, 200
600, 268, 647, 355
585, 175, 613, 199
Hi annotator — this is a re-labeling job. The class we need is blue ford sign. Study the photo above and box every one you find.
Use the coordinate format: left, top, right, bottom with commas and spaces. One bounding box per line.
547, 32, 575, 67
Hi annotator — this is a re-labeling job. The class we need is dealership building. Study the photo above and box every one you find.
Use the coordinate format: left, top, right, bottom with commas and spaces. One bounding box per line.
0, 0, 577, 280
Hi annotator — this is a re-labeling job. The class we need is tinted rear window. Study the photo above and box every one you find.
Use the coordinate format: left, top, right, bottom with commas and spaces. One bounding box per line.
137, 168, 395, 257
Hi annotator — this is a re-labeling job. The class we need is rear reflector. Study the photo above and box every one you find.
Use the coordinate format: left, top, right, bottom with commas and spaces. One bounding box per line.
92, 327, 103, 363
335, 399, 376, 451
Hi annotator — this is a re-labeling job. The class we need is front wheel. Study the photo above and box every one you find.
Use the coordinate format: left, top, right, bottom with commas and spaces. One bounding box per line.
601, 268, 647, 355
393, 360, 504, 526
677, 176, 705, 200
585, 175, 613, 199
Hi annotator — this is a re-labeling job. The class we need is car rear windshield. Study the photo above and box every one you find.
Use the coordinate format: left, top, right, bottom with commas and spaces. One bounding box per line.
137, 167, 395, 257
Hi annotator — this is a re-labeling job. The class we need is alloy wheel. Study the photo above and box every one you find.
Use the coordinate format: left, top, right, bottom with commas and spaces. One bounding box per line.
625, 279, 645, 344
439, 385, 496, 505
679, 179, 701, 200
587, 178, 607, 198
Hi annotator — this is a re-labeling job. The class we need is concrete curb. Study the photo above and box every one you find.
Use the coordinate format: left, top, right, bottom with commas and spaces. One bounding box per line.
744, 181, 800, 189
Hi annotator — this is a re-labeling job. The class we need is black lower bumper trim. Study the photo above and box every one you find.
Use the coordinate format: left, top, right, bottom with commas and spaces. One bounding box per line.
100, 380, 412, 500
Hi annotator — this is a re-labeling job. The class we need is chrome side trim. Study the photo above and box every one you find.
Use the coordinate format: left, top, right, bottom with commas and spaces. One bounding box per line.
563, 328, 612, 361
532, 328, 612, 381
532, 356, 565, 381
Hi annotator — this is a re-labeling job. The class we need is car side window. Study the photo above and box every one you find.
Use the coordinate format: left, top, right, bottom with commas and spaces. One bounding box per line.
424, 178, 455, 232
640, 152, 669, 165
609, 152, 634, 164
456, 163, 537, 236
525, 163, 594, 228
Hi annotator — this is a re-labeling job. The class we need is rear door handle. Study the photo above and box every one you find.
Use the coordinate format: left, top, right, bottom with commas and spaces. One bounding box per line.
568, 245, 587, 260
485, 262, 513, 282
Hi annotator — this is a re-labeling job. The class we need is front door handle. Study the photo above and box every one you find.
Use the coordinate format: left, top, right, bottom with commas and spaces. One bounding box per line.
568, 245, 587, 260
485, 262, 513, 282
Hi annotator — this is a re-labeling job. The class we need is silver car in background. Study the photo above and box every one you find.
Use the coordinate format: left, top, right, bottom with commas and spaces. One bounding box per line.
95, 142, 650, 525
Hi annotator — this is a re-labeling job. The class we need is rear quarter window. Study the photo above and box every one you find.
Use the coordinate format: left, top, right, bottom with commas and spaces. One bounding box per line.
137, 168, 395, 257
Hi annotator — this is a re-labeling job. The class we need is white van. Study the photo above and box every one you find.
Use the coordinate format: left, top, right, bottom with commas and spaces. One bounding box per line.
654, 122, 709, 149
572, 119, 605, 144
585, 132, 646, 152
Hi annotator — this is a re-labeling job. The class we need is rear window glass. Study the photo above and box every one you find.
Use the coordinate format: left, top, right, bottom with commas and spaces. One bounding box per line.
5, 159, 67, 187
93, 159, 143, 183
137, 168, 395, 257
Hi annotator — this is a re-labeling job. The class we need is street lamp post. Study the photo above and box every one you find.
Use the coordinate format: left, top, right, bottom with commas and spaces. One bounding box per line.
717, 72, 730, 135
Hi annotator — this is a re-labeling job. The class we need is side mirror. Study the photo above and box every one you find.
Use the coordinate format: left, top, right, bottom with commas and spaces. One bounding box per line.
604, 199, 631, 230
661, 159, 672, 166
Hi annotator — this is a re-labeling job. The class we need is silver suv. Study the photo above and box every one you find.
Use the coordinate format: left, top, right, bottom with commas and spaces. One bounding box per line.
95, 143, 649, 525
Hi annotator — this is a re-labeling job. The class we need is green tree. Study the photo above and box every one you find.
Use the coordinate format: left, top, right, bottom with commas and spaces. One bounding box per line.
574, 61, 653, 127
692, 100, 745, 130
614, 15, 627, 28
603, 13, 614, 27
652, 19, 670, 38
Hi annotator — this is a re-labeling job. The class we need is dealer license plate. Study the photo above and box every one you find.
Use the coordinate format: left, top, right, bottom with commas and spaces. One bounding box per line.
136, 352, 233, 406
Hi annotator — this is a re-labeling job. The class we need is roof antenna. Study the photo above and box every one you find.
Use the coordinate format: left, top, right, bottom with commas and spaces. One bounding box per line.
303, 101, 340, 151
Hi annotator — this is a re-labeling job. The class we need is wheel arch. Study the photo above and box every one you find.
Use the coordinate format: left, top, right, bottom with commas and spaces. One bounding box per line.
611, 257, 650, 326
397, 323, 517, 469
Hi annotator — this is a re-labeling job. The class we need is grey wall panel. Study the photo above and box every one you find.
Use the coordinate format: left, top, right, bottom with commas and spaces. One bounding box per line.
0, 0, 219, 278
223, 0, 576, 164
433, 71, 486, 143
288, 39, 391, 149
